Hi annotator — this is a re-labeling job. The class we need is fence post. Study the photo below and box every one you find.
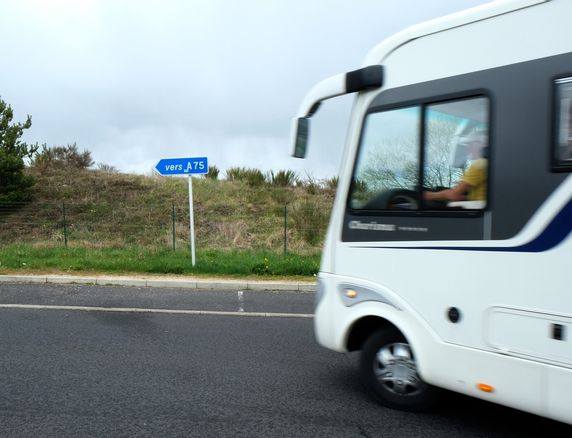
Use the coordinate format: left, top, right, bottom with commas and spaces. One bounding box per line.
62, 202, 68, 248
172, 202, 176, 251
283, 205, 287, 254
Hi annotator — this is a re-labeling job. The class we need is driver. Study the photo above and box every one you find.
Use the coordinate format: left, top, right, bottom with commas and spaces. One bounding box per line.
424, 132, 487, 203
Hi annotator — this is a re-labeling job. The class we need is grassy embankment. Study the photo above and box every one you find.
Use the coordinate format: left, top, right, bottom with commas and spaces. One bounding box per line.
0, 245, 320, 279
0, 167, 333, 279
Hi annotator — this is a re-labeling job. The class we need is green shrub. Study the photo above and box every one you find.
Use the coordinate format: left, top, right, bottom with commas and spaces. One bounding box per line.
225, 167, 265, 187
324, 176, 339, 190
32, 143, 94, 171
204, 164, 220, 180
296, 174, 320, 194
289, 199, 329, 246
269, 170, 297, 187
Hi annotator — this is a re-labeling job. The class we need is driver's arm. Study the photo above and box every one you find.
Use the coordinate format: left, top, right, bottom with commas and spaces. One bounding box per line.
424, 181, 471, 202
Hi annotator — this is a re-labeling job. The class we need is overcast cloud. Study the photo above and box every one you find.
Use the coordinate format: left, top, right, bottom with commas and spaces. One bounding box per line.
0, 0, 489, 179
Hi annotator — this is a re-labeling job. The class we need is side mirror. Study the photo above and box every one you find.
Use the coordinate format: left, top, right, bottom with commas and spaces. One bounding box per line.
292, 117, 310, 158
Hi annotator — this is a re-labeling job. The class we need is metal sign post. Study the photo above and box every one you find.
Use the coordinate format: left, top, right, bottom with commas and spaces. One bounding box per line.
188, 174, 196, 266
154, 156, 209, 267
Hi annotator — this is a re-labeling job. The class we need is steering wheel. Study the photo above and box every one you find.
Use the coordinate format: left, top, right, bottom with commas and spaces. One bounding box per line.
386, 190, 418, 210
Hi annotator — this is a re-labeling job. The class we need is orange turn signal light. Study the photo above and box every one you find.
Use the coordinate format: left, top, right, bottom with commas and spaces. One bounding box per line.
477, 383, 495, 393
345, 289, 358, 299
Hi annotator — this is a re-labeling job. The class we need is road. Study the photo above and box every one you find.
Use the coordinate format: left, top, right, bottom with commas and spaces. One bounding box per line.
0, 283, 569, 437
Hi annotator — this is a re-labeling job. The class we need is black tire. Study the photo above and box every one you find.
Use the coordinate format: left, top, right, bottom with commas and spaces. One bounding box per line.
359, 328, 441, 412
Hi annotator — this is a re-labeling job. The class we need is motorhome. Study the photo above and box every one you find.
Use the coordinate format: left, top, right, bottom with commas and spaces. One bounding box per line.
291, 0, 572, 424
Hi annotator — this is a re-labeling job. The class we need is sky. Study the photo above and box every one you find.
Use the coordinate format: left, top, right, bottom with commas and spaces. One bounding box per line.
0, 0, 490, 180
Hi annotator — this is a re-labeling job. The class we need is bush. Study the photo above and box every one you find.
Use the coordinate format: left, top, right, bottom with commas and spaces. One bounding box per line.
204, 164, 220, 180
225, 167, 265, 187
296, 174, 320, 194
324, 176, 339, 190
269, 169, 297, 187
97, 163, 119, 173
32, 143, 94, 171
289, 199, 329, 246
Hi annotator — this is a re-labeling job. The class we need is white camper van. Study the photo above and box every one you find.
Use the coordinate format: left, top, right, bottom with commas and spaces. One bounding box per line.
292, 0, 572, 425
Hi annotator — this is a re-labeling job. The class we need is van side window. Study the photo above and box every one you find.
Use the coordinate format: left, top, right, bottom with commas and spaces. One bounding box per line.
555, 78, 572, 169
349, 96, 490, 212
424, 98, 489, 210
350, 106, 421, 210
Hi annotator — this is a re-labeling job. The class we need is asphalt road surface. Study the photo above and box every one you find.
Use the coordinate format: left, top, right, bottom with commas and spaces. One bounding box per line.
0, 283, 570, 437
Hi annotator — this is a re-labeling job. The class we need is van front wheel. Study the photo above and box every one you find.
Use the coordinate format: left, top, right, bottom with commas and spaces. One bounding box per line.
359, 328, 440, 411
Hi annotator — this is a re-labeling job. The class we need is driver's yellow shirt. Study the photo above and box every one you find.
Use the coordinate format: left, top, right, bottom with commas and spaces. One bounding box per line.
462, 158, 487, 201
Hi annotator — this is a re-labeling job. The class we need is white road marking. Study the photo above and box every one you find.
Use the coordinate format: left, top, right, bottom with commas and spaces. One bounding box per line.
0, 303, 313, 319
237, 290, 244, 312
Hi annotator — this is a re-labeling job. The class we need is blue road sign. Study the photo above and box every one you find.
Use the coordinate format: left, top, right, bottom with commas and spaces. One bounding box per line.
154, 157, 209, 175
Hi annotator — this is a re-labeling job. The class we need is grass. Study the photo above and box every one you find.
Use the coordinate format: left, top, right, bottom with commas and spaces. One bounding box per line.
0, 167, 335, 254
0, 167, 332, 278
0, 244, 320, 280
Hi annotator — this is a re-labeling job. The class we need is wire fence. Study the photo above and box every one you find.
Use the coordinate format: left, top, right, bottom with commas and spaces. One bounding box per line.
0, 201, 331, 254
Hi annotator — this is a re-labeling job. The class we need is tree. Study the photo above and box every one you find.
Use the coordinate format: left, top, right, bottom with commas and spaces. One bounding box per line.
0, 97, 38, 203
32, 143, 94, 171
355, 119, 462, 196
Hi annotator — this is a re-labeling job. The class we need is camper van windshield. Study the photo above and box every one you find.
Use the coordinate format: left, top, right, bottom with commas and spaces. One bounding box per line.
350, 96, 489, 211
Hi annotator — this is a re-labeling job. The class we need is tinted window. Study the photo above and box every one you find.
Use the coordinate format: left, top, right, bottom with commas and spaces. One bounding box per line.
555, 78, 572, 169
349, 96, 489, 212
350, 106, 420, 210
424, 98, 489, 209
